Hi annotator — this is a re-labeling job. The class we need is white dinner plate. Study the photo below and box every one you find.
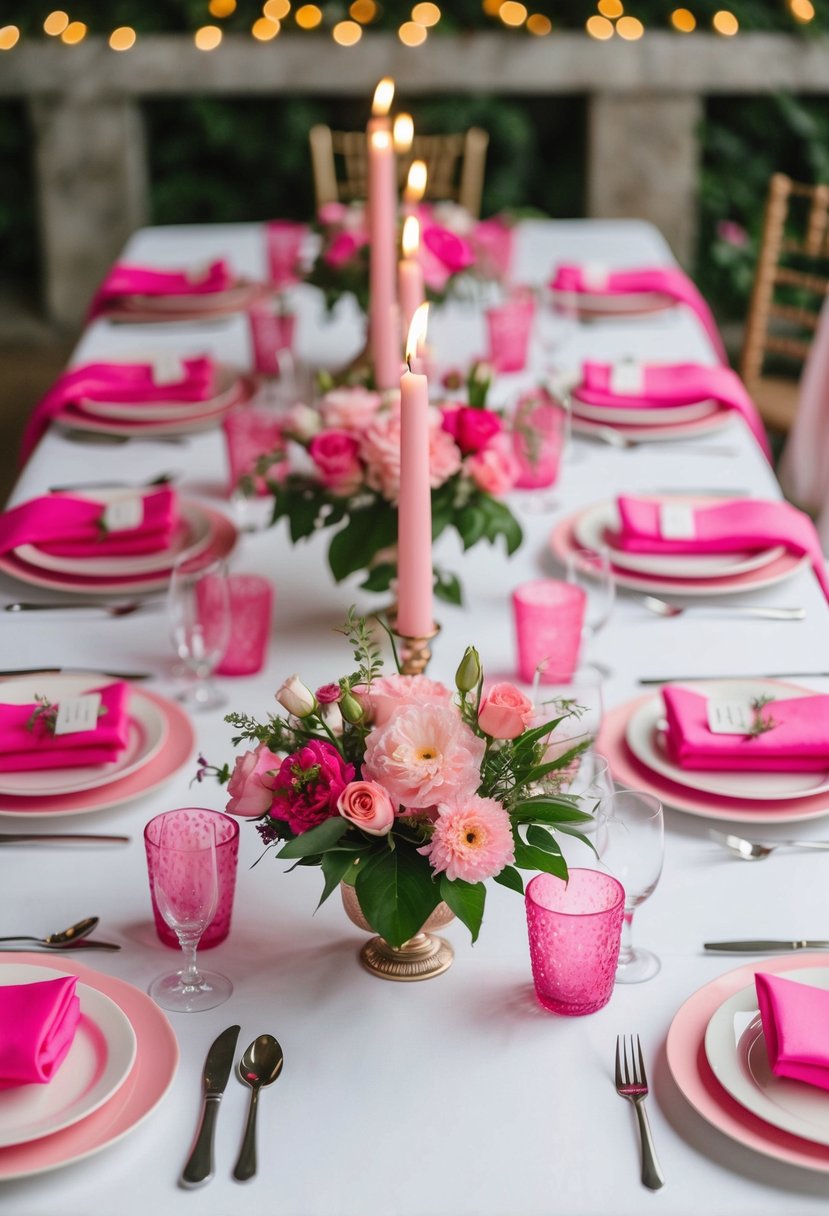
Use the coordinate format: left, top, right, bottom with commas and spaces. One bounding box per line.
549, 288, 676, 315
573, 499, 785, 579
0, 673, 167, 798
570, 393, 718, 426
0, 962, 136, 1148
625, 679, 829, 802
75, 365, 243, 422
705, 966, 829, 1147
16, 501, 214, 579
118, 282, 261, 314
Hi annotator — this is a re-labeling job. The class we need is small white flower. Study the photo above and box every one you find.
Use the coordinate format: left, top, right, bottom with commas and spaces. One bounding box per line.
276, 675, 316, 718
320, 701, 344, 737
286, 402, 322, 442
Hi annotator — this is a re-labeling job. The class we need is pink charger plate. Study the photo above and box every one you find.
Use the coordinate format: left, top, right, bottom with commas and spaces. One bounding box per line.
0, 687, 195, 818
550, 290, 677, 320
667, 952, 829, 1173
551, 512, 808, 598
55, 375, 255, 438
598, 695, 829, 824
0, 953, 178, 1181
100, 280, 269, 323
570, 405, 733, 442
0, 506, 237, 596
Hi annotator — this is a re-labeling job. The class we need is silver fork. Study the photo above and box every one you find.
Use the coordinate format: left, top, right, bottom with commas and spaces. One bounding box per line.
614, 1035, 666, 1191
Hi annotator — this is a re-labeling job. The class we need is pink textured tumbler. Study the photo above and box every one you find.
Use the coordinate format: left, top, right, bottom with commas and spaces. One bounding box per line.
485, 291, 535, 373
265, 219, 307, 288
512, 579, 586, 684
248, 299, 296, 376
216, 574, 274, 676
223, 406, 284, 495
511, 389, 566, 489
525, 869, 625, 1015
145, 809, 239, 950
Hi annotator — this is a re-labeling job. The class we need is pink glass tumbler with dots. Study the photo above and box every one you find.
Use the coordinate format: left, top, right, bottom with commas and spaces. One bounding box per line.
511, 389, 566, 489
512, 579, 586, 684
485, 291, 535, 373
248, 299, 296, 376
223, 407, 285, 496
216, 574, 274, 677
144, 809, 239, 951
525, 869, 625, 1016
265, 219, 306, 288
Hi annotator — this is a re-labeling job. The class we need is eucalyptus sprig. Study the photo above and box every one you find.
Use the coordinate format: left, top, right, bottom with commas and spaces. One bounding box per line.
746, 694, 777, 739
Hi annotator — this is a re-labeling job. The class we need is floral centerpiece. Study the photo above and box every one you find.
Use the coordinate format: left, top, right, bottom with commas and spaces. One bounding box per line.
208, 611, 594, 961
258, 364, 523, 606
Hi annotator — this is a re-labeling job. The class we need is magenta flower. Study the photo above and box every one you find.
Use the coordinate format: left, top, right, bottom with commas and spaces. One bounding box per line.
441, 405, 502, 455
315, 683, 342, 705
269, 739, 355, 835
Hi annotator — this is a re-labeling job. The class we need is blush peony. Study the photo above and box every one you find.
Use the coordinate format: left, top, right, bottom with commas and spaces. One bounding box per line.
354, 674, 453, 726
363, 702, 484, 810
226, 743, 280, 818
362, 409, 461, 502
337, 780, 396, 835
320, 387, 382, 432
419, 794, 515, 883
269, 739, 355, 835
465, 436, 520, 497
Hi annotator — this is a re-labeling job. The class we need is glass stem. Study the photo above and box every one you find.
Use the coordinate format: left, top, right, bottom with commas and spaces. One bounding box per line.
619, 908, 635, 966
178, 934, 202, 987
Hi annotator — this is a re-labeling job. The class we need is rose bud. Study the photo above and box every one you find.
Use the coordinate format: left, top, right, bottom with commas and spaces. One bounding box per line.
275, 675, 316, 718
339, 690, 365, 724
455, 646, 481, 694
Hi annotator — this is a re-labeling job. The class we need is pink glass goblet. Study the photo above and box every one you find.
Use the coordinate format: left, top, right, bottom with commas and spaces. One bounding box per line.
511, 387, 568, 490
512, 579, 587, 684
216, 574, 274, 677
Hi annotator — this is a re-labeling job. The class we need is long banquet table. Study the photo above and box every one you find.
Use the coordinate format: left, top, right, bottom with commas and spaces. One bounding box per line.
4, 219, 829, 1215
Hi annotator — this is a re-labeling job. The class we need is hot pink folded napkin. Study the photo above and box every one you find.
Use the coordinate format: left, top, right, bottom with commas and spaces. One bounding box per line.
0, 487, 177, 559
756, 972, 829, 1091
0, 681, 131, 772
578, 362, 770, 460
615, 496, 829, 603
0, 975, 81, 1088
550, 263, 728, 364
20, 358, 216, 464
88, 259, 234, 320
661, 685, 829, 772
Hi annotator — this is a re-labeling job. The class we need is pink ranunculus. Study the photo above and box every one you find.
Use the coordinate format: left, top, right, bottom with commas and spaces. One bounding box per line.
337, 780, 396, 836
354, 674, 453, 726
428, 419, 463, 488
309, 430, 363, 496
315, 682, 342, 705
361, 409, 402, 501
441, 405, 503, 455
320, 387, 382, 432
422, 224, 475, 275
465, 435, 520, 496
318, 201, 348, 227
363, 702, 485, 810
324, 230, 369, 269
269, 739, 355, 836
226, 743, 281, 818
419, 794, 515, 883
478, 682, 535, 740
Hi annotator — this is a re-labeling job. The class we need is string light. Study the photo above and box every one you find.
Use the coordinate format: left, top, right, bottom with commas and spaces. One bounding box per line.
61, 21, 87, 44
412, 2, 441, 25
43, 11, 69, 36
349, 0, 377, 20
670, 8, 696, 31
499, 1, 527, 26
598, 0, 623, 17
482, 0, 501, 12
616, 15, 643, 38
398, 21, 427, 44
712, 9, 738, 34
252, 16, 280, 38
790, 0, 815, 21
526, 13, 552, 34
109, 26, 137, 50
586, 14, 614, 38
295, 4, 322, 28
0, 25, 19, 48
194, 24, 222, 48
333, 19, 362, 43
264, 0, 290, 18
208, 0, 237, 16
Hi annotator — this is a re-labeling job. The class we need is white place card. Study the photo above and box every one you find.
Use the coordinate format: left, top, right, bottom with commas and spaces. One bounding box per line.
609, 361, 645, 396
54, 693, 102, 737
102, 497, 143, 533
659, 502, 696, 540
151, 354, 186, 385
706, 699, 756, 736
581, 261, 609, 290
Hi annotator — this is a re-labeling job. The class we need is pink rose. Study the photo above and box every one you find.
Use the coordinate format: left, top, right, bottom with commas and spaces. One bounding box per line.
309, 430, 363, 496
478, 682, 535, 740
324, 230, 368, 269
338, 780, 395, 835
354, 674, 453, 726
442, 405, 503, 455
428, 419, 463, 488
315, 682, 342, 705
269, 739, 355, 835
318, 201, 348, 226
226, 743, 280, 818
361, 410, 402, 501
422, 224, 475, 275
320, 387, 382, 432
717, 219, 749, 248
363, 702, 485, 810
466, 435, 519, 497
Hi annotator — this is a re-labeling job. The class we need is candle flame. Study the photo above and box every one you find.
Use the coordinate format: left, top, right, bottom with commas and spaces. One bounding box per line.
406, 302, 429, 365
402, 215, 421, 259
405, 159, 428, 203
393, 112, 414, 154
372, 77, 395, 116
371, 129, 392, 151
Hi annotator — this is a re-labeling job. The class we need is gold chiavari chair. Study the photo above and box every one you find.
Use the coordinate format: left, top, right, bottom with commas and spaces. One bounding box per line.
740, 172, 829, 434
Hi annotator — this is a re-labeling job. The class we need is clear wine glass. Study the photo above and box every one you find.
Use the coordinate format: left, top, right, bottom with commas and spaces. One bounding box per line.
168, 556, 231, 710
595, 790, 664, 983
146, 810, 233, 1012
564, 547, 616, 655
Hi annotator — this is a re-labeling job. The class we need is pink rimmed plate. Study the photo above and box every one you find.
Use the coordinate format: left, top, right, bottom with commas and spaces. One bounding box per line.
0, 954, 178, 1180
571, 406, 733, 443
54, 376, 253, 437
101, 279, 268, 322
570, 393, 718, 426
666, 953, 829, 1173
548, 289, 676, 320
75, 364, 244, 422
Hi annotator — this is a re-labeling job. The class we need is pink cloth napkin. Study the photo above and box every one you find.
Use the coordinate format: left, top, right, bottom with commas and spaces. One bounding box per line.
615, 495, 829, 603
0, 975, 80, 1088
661, 685, 829, 772
0, 487, 178, 559
88, 259, 234, 320
0, 681, 131, 772
756, 972, 829, 1091
550, 263, 729, 364
20, 358, 216, 465
578, 361, 771, 460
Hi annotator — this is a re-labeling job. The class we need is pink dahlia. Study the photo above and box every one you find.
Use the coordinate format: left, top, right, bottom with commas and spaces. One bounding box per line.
269, 739, 355, 835
354, 674, 453, 726
419, 794, 515, 883
363, 702, 484, 810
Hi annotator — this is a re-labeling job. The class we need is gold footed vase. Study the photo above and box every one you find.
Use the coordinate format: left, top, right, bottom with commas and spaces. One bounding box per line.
340, 883, 454, 982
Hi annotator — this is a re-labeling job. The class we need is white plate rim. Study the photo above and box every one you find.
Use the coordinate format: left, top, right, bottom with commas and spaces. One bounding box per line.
0, 962, 136, 1148
570, 394, 718, 425
74, 365, 241, 422
548, 288, 676, 312
571, 409, 732, 442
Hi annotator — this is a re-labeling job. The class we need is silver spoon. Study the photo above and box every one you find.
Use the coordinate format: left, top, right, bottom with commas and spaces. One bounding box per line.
233, 1036, 284, 1182
637, 594, 805, 622
581, 425, 737, 455
4, 600, 163, 617
711, 830, 829, 861
0, 916, 99, 946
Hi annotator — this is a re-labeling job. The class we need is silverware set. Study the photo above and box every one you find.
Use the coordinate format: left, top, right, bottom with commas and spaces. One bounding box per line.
181, 1026, 284, 1188
710, 829, 829, 861
614, 1034, 665, 1190
3, 600, 163, 618
635, 594, 805, 622
0, 916, 121, 951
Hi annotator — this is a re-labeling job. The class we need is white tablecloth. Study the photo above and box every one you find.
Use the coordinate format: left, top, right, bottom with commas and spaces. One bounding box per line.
4, 220, 829, 1215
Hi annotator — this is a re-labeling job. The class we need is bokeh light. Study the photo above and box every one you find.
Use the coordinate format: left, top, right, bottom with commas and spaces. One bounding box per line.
109, 26, 137, 50
208, 0, 237, 16
526, 13, 552, 35
264, 0, 291, 19
712, 9, 738, 34
398, 21, 427, 44
598, 0, 623, 17
61, 21, 87, 44
333, 19, 362, 43
586, 14, 614, 38
670, 8, 696, 31
252, 16, 280, 38
791, 0, 815, 21
194, 24, 223, 49
43, 11, 69, 36
295, 4, 322, 28
499, 1, 528, 26
349, 0, 377, 20
616, 15, 643, 38
412, 3, 441, 25
0, 25, 20, 49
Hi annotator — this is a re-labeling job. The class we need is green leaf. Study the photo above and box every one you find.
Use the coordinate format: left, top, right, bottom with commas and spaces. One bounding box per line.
513, 798, 594, 826
556, 824, 599, 855
513, 835, 569, 879
359, 562, 395, 593
493, 864, 524, 895
276, 816, 349, 859
317, 849, 359, 909
455, 506, 486, 551
434, 568, 463, 606
328, 503, 397, 582
439, 876, 486, 943
354, 844, 440, 948
525, 824, 562, 853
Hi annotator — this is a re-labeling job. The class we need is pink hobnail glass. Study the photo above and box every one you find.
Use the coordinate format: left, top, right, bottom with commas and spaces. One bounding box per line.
248, 299, 297, 376
512, 579, 586, 684
215, 574, 274, 677
511, 388, 567, 489
222, 406, 285, 496
145, 808, 239, 951
265, 219, 307, 288
525, 869, 625, 1016
485, 291, 535, 373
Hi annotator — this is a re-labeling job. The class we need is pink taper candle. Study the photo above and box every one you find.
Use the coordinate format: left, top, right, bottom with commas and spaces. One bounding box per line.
399, 215, 425, 342
397, 303, 434, 638
367, 79, 400, 391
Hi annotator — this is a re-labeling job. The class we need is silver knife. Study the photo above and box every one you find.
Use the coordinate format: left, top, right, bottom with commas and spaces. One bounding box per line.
180, 1025, 241, 1189
0, 833, 131, 845
704, 940, 829, 953
0, 668, 150, 681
